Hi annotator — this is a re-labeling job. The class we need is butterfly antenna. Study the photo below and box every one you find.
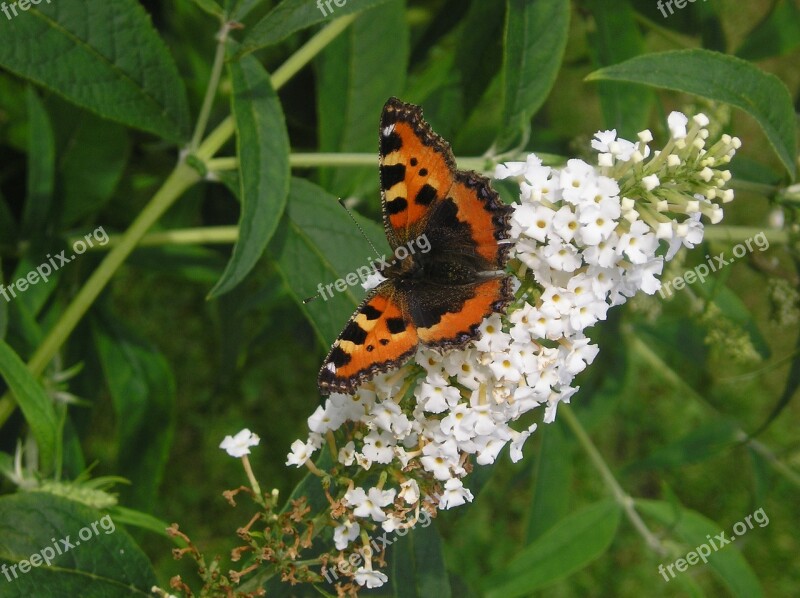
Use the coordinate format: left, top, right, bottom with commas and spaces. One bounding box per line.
338, 198, 382, 260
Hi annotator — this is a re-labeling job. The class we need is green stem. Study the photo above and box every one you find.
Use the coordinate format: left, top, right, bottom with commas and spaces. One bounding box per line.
0, 13, 359, 429
189, 21, 231, 151
208, 153, 497, 171
560, 404, 667, 556
71, 226, 239, 249
702, 226, 789, 245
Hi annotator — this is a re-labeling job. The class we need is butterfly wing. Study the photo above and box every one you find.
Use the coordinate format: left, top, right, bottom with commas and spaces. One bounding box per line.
318, 282, 418, 394
379, 97, 457, 248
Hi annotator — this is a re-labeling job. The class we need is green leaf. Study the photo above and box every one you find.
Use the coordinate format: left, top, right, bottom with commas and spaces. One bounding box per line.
107, 506, 178, 542
586, 0, 654, 137
526, 420, 572, 542
316, 0, 408, 196
238, 0, 394, 55
91, 312, 176, 510
209, 53, 290, 298
0, 340, 58, 473
269, 177, 387, 346
484, 500, 621, 598
587, 49, 798, 179
0, 0, 190, 141
500, 0, 570, 146
0, 492, 157, 596
190, 0, 225, 18
637, 499, 764, 597
390, 521, 452, 598
22, 88, 55, 237
625, 419, 740, 472
454, 0, 505, 116
736, 0, 800, 60
47, 97, 130, 227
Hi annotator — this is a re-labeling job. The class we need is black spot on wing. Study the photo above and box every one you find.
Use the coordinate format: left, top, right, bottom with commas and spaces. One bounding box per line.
340, 321, 368, 345
386, 197, 408, 215
381, 131, 402, 156
362, 304, 382, 320
386, 317, 406, 334
415, 184, 437, 206
381, 163, 406, 188
328, 346, 351, 367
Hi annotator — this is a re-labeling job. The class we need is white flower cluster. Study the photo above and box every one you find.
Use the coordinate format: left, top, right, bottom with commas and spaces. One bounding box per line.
286, 111, 739, 588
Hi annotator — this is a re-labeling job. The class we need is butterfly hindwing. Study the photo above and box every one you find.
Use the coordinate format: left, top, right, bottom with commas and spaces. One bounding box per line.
318, 283, 419, 394
412, 277, 513, 348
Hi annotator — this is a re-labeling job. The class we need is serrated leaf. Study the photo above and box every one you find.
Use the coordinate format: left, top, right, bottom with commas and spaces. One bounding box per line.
238, 0, 394, 55
390, 521, 451, 598
0, 340, 58, 474
316, 0, 407, 196
0, 0, 190, 141
0, 492, 156, 596
484, 500, 621, 597
637, 499, 764, 598
736, 0, 800, 60
586, 0, 653, 137
587, 49, 797, 179
269, 177, 387, 346
500, 0, 570, 146
209, 53, 290, 298
91, 312, 176, 510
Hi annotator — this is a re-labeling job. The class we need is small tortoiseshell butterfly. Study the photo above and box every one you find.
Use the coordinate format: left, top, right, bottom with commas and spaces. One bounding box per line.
318, 97, 513, 394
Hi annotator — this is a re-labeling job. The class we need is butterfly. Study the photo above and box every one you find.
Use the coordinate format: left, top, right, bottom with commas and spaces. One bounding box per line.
318, 97, 513, 394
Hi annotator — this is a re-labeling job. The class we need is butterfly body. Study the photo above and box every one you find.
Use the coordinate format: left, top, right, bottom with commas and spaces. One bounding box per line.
318, 98, 513, 394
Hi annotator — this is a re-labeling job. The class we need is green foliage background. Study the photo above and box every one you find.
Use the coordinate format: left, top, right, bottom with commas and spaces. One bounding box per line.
0, 0, 798, 596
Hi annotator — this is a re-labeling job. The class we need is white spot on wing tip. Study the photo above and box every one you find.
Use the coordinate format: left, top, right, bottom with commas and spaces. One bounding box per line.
325, 362, 336, 372
382, 124, 395, 137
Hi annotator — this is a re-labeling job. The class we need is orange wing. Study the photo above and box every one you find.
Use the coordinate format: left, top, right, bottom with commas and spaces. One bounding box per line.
318, 283, 418, 394
379, 97, 456, 247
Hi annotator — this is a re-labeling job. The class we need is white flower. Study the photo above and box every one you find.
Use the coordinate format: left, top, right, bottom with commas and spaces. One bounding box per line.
285, 439, 314, 467
667, 111, 689, 138
362, 430, 396, 464
398, 479, 420, 505
344, 486, 396, 522
333, 520, 360, 550
438, 478, 474, 509
219, 429, 260, 458
355, 568, 388, 588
